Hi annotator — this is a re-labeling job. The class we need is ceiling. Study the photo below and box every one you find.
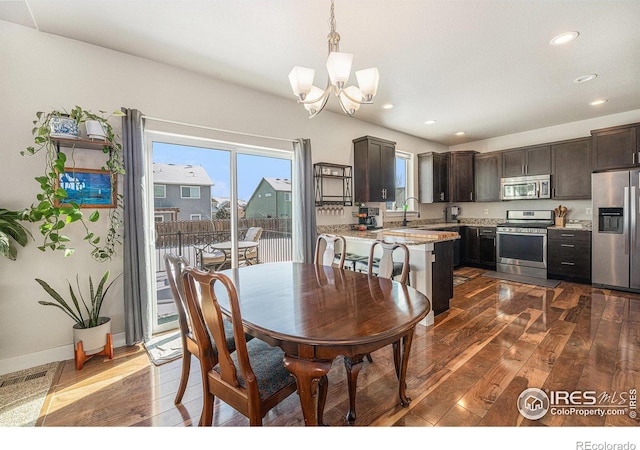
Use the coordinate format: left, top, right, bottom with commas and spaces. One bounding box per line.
2, 0, 639, 146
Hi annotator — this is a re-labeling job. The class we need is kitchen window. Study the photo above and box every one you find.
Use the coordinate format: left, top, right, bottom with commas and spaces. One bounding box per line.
386, 151, 412, 210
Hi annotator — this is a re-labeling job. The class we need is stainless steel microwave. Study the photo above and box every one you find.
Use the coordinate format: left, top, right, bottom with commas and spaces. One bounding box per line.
500, 174, 551, 200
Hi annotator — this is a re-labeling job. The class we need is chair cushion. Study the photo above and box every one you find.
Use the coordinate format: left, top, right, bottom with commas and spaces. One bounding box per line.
214, 338, 294, 400
205, 318, 254, 355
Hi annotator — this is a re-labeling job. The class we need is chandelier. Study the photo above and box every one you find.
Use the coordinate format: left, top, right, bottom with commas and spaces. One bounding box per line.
288, 0, 380, 118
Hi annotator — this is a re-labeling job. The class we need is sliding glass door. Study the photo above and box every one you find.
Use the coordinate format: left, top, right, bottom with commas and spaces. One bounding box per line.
146, 132, 292, 334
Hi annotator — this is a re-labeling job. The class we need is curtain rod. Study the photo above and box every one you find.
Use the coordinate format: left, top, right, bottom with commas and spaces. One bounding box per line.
141, 115, 297, 144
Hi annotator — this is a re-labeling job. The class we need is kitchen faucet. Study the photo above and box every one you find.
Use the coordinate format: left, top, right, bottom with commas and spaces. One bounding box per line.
402, 197, 420, 226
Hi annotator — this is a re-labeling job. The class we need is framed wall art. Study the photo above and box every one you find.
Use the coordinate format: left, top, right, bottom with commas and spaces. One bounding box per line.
55, 168, 116, 208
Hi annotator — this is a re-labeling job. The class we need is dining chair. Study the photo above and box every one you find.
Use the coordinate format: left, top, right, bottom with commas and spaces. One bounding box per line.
241, 226, 263, 266
343, 240, 410, 424
355, 240, 410, 284
181, 266, 301, 426
314, 234, 346, 268
164, 253, 239, 425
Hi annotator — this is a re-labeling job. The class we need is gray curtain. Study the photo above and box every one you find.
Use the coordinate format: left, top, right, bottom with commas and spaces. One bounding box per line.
121, 108, 150, 344
292, 138, 317, 263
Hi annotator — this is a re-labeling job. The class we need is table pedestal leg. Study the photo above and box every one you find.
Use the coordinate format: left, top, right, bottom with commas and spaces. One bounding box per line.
395, 330, 415, 406
343, 354, 365, 424
283, 355, 332, 426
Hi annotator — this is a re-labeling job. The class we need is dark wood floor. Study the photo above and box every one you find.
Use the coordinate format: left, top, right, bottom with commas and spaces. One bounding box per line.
37, 267, 640, 427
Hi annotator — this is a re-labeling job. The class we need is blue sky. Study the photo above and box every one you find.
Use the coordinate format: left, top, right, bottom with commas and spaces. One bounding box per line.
152, 142, 291, 201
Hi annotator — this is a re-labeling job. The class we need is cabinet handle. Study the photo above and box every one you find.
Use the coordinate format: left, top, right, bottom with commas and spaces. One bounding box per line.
560, 234, 575, 237
470, 192, 473, 201
525, 164, 528, 174
521, 165, 525, 175
560, 244, 575, 248
440, 192, 444, 201
560, 262, 575, 266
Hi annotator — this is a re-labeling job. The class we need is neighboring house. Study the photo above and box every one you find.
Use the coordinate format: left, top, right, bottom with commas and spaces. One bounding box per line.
153, 163, 214, 221
212, 197, 247, 219
244, 178, 292, 219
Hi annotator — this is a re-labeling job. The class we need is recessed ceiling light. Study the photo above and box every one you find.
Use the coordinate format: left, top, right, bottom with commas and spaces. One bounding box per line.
550, 31, 579, 46
424, 120, 436, 125
574, 74, 597, 83
455, 131, 465, 136
382, 103, 394, 110
589, 99, 608, 106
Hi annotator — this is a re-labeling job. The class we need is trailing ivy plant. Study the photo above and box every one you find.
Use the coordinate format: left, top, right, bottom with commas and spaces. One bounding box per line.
21, 106, 126, 261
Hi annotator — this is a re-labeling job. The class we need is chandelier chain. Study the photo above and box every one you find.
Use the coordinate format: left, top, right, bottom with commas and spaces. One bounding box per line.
329, 0, 336, 34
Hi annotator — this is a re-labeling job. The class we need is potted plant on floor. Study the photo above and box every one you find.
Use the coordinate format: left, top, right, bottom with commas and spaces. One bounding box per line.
36, 270, 121, 369
0, 208, 32, 260
21, 106, 125, 261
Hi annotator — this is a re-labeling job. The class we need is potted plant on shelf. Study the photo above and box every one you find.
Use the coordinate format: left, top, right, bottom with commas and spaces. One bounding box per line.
0, 208, 32, 260
36, 270, 121, 370
21, 106, 125, 261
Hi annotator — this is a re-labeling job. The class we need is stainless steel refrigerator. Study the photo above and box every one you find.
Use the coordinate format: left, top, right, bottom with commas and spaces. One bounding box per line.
592, 169, 640, 292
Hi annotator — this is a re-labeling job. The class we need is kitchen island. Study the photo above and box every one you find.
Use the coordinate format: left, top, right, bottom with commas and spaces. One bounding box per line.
336, 227, 460, 325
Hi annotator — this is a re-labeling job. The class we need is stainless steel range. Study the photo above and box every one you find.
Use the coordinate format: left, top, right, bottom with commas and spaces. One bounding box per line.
496, 210, 554, 279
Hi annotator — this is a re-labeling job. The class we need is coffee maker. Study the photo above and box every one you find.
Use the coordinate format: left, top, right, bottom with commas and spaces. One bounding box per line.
445, 206, 460, 223
358, 206, 380, 229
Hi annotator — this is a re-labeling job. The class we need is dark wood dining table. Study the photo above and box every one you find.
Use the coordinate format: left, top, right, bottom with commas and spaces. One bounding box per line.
217, 261, 431, 426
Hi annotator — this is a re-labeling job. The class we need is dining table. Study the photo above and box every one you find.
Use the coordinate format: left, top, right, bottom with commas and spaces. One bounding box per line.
216, 261, 431, 426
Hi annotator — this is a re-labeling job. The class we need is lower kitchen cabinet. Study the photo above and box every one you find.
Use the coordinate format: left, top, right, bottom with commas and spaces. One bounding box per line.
433, 240, 453, 315
463, 226, 496, 269
547, 229, 591, 283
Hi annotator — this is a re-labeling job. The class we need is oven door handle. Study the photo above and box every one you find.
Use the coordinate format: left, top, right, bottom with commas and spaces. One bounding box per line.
497, 231, 547, 237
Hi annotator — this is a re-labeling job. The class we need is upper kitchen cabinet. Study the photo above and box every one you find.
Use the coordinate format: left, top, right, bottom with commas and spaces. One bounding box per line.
353, 136, 396, 203
449, 150, 477, 202
551, 137, 592, 199
501, 144, 551, 177
591, 123, 640, 171
418, 151, 449, 203
474, 152, 502, 202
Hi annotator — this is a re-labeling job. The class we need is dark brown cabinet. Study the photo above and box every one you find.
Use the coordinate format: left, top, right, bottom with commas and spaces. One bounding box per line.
418, 152, 449, 203
474, 152, 502, 202
547, 229, 591, 283
432, 240, 453, 315
449, 151, 477, 202
591, 123, 640, 171
353, 136, 396, 203
502, 144, 551, 177
462, 226, 496, 269
551, 137, 592, 200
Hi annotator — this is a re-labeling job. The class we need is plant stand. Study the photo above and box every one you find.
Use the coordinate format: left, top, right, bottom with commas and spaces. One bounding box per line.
75, 333, 113, 370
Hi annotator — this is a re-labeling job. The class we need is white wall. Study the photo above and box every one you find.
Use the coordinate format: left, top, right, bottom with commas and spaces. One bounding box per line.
0, 21, 444, 374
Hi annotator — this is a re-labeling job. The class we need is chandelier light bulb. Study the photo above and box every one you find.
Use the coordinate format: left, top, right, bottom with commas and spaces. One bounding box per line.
303, 86, 326, 113
356, 68, 379, 101
288, 66, 315, 100
326, 51, 353, 87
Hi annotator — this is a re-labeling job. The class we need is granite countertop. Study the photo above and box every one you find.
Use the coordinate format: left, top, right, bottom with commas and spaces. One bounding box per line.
337, 228, 460, 245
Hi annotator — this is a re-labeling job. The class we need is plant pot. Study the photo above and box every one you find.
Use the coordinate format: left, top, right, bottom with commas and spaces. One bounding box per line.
73, 317, 111, 355
84, 120, 107, 140
49, 116, 79, 139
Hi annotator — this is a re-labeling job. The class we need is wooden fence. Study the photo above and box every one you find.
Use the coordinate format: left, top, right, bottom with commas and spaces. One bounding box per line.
154, 218, 291, 248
